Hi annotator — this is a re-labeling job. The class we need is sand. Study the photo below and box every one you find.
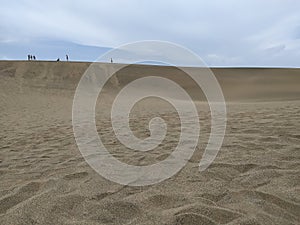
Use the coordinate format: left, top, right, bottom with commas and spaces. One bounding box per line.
0, 60, 299, 224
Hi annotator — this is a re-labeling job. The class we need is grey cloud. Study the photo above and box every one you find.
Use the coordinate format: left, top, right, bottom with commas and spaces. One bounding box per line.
264, 44, 286, 54
1, 0, 300, 67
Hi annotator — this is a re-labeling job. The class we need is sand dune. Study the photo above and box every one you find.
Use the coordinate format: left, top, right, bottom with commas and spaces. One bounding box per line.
1, 60, 300, 101
0, 61, 299, 224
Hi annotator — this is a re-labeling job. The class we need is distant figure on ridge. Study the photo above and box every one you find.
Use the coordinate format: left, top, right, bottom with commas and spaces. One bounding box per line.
33, 55, 36, 60
110, 58, 113, 63
30, 55, 33, 60
27, 55, 30, 60
66, 54, 69, 61
57, 58, 60, 62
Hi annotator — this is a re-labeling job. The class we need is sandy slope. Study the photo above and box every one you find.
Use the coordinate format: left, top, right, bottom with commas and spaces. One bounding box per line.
0, 61, 299, 225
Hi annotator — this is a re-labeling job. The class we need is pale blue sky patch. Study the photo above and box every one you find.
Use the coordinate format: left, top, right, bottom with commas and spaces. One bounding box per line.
1, 0, 300, 67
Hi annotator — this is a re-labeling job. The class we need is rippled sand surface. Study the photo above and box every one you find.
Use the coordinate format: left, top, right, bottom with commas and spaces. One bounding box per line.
0, 61, 299, 224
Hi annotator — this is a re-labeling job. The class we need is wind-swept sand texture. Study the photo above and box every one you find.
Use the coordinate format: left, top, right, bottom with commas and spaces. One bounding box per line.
0, 61, 299, 224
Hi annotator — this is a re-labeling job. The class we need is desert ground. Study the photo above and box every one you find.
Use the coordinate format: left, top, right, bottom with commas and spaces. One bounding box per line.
0, 60, 299, 224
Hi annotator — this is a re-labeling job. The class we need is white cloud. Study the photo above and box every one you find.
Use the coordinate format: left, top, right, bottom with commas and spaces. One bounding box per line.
1, 0, 300, 66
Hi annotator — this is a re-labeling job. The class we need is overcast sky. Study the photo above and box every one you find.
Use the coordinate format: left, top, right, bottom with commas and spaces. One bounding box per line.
1, 0, 300, 67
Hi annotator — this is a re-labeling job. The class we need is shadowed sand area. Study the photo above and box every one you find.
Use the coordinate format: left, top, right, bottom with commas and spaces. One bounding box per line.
0, 60, 299, 224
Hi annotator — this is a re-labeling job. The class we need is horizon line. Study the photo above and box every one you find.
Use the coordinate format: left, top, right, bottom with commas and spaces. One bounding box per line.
1, 60, 299, 69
